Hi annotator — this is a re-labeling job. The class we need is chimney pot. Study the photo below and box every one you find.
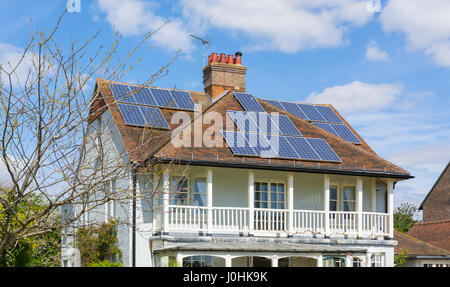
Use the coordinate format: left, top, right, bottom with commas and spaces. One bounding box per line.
211, 53, 219, 63
219, 53, 227, 63
228, 54, 234, 64
208, 55, 212, 65
234, 51, 242, 65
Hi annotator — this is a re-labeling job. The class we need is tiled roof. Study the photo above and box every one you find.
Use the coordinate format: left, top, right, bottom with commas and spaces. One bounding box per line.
91, 78, 412, 179
394, 230, 449, 256
407, 220, 450, 251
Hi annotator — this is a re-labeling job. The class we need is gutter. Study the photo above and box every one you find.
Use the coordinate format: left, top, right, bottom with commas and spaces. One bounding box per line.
152, 157, 414, 180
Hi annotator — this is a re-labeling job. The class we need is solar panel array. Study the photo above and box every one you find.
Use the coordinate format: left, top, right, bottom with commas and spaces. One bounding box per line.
117, 103, 169, 129
234, 92, 265, 112
221, 131, 341, 162
264, 99, 362, 144
110, 83, 195, 111
313, 123, 361, 144
227, 111, 302, 137
264, 99, 343, 123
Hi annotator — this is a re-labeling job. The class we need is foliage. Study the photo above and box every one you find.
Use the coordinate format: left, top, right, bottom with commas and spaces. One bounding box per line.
85, 259, 122, 267
75, 219, 122, 267
168, 256, 180, 267
394, 250, 408, 267
394, 202, 418, 233
0, 188, 61, 267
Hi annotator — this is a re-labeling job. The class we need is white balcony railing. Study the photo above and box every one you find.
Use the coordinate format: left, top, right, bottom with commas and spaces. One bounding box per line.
293, 210, 325, 233
163, 205, 389, 237
329, 211, 358, 234
362, 212, 389, 236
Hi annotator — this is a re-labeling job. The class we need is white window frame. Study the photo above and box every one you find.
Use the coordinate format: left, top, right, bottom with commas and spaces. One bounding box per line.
371, 253, 385, 267
254, 180, 286, 210
342, 185, 356, 212
329, 184, 339, 212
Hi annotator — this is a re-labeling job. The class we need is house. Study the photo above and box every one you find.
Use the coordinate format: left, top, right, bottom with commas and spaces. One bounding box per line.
404, 162, 450, 254
394, 230, 450, 267
419, 161, 450, 222
62, 52, 413, 267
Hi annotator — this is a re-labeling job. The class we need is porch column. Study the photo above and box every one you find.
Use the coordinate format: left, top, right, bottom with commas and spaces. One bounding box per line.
207, 167, 213, 233
248, 171, 254, 233
316, 255, 323, 267
176, 253, 183, 267
271, 256, 278, 267
163, 170, 170, 233
288, 173, 294, 234
324, 175, 330, 235
356, 177, 363, 236
371, 178, 376, 212
387, 180, 394, 238
225, 255, 232, 267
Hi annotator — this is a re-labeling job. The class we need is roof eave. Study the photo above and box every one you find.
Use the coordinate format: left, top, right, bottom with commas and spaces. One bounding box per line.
150, 157, 414, 180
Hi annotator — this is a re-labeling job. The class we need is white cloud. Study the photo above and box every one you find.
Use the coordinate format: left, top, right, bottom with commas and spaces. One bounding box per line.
96, 0, 194, 53
306, 81, 402, 113
380, 0, 450, 67
181, 0, 374, 53
365, 41, 389, 62
0, 42, 35, 87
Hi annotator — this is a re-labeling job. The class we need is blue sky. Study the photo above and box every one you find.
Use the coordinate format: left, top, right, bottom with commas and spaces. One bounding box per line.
1, 0, 450, 211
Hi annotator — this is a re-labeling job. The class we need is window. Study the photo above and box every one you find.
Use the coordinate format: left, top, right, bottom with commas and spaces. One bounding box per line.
170, 176, 207, 207
352, 257, 361, 267
323, 256, 346, 267
342, 186, 356, 211
371, 253, 385, 267
182, 256, 225, 267
171, 176, 189, 205
330, 185, 338, 211
254, 181, 285, 209
191, 178, 206, 206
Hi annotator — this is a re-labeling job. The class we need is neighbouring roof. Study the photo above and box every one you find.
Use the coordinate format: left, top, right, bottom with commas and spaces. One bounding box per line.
90, 78, 412, 179
153, 241, 367, 254
419, 161, 450, 210
394, 230, 449, 258
407, 220, 450, 252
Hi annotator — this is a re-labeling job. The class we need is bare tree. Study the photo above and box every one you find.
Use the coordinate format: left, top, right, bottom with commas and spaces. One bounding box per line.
0, 10, 183, 261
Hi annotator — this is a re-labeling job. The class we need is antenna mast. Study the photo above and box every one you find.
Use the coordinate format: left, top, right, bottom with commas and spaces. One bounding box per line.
190, 34, 211, 67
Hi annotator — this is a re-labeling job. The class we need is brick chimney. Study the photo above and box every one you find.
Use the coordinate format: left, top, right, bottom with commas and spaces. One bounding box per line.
203, 51, 247, 100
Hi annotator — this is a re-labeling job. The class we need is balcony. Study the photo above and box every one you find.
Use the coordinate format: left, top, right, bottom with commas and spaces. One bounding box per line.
150, 167, 394, 239
160, 205, 389, 237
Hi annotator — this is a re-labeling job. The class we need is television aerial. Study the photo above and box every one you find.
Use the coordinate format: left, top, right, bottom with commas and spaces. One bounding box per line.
190, 34, 211, 67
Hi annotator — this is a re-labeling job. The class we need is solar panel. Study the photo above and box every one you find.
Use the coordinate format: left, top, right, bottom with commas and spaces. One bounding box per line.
265, 99, 285, 111
331, 124, 361, 144
117, 103, 169, 129
149, 88, 176, 108
306, 138, 342, 162
110, 84, 136, 103
313, 122, 361, 144
221, 131, 258, 156
313, 105, 343, 123
228, 111, 302, 136
172, 90, 195, 110
221, 131, 342, 163
286, 137, 321, 161
129, 86, 158, 106
280, 101, 308, 120
234, 92, 265, 112
297, 104, 326, 122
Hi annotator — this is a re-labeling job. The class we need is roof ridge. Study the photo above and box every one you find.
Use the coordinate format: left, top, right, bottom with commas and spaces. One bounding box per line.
97, 78, 205, 94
